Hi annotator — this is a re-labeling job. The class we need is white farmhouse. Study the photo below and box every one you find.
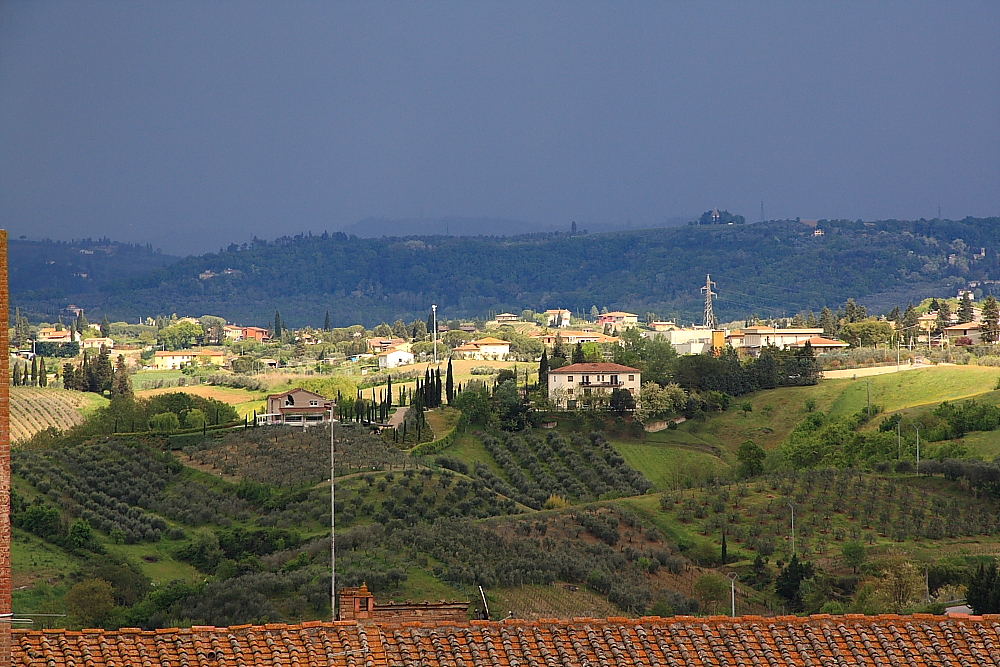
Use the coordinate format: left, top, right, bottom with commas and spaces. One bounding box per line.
547, 362, 640, 410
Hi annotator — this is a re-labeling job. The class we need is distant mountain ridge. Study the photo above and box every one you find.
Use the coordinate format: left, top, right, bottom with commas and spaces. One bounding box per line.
338, 216, 692, 238
10, 217, 1000, 328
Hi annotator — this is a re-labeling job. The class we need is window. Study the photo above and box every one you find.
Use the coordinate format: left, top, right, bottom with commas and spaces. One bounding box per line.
310, 400, 319, 406
567, 376, 573, 382
359, 597, 369, 611
582, 375, 589, 383
584, 387, 592, 396
285, 395, 295, 406
629, 375, 634, 381
567, 388, 574, 395
567, 400, 577, 409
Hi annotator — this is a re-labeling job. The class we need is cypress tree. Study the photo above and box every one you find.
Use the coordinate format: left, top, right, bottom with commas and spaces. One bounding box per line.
435, 368, 442, 407
538, 350, 549, 391
572, 342, 585, 364
38, 357, 47, 387
274, 310, 283, 338
30, 356, 38, 386
324, 310, 331, 331
12, 363, 21, 387
445, 358, 454, 403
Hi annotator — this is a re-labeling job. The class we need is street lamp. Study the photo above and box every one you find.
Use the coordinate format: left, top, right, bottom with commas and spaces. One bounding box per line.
788, 502, 796, 556
727, 573, 739, 617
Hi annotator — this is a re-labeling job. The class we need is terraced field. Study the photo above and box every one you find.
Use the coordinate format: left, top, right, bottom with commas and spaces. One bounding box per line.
11, 387, 107, 443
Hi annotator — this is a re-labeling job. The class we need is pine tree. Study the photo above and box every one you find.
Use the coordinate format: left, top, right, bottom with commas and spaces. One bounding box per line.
76, 312, 90, 333
112, 354, 133, 399
324, 310, 331, 331
445, 358, 454, 404
590, 305, 599, 320
62, 363, 76, 391
553, 333, 566, 360
982, 296, 1000, 344
819, 307, 836, 336
958, 292, 975, 324
934, 301, 952, 336
806, 311, 818, 328
844, 299, 859, 324
572, 342, 585, 364
888, 306, 901, 323
101, 315, 111, 337
38, 357, 47, 387
929, 298, 940, 312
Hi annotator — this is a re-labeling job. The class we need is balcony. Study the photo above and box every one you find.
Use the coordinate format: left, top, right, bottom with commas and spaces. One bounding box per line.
578, 380, 623, 388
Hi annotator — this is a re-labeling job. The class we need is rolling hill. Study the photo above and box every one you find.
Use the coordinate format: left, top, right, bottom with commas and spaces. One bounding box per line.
13, 217, 1000, 328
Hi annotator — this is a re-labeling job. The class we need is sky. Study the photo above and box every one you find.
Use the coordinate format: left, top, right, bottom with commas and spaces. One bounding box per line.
1, 2, 997, 256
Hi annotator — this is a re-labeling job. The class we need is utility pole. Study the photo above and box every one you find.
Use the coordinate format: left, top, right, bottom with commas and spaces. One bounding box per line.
865, 379, 872, 419
915, 424, 921, 474
788, 502, 796, 556
727, 573, 739, 617
702, 275, 717, 329
432, 304, 438, 364
897, 419, 901, 460
330, 410, 337, 620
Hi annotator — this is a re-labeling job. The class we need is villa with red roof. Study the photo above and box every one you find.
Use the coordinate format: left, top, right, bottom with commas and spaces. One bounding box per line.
547, 362, 640, 409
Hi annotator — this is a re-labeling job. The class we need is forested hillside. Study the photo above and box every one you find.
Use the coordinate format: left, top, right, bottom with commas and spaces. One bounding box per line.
14, 218, 1000, 327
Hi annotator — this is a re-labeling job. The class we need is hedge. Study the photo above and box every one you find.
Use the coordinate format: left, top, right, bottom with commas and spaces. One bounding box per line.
409, 413, 466, 457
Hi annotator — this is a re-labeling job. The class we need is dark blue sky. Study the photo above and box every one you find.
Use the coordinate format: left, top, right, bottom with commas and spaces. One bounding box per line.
2, 2, 997, 255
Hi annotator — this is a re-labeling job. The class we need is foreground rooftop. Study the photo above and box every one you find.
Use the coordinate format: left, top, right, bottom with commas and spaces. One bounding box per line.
13, 614, 1000, 666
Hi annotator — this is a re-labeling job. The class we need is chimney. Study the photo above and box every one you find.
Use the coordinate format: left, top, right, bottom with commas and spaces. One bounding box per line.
0, 231, 10, 662
338, 583, 375, 622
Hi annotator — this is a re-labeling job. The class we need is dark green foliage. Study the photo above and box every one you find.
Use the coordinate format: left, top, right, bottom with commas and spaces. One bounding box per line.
47, 217, 1000, 327
609, 388, 636, 415
967, 562, 1000, 615
931, 400, 1000, 440
674, 346, 819, 398
185, 425, 412, 485
775, 554, 814, 610
476, 431, 651, 508
737, 440, 766, 478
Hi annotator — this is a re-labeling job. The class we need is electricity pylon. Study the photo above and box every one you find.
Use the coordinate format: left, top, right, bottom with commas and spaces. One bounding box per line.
702, 274, 717, 329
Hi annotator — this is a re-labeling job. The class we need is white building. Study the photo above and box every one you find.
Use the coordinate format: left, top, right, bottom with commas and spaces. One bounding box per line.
378, 349, 415, 369
547, 362, 640, 410
453, 337, 511, 360
736, 327, 825, 355
544, 309, 572, 327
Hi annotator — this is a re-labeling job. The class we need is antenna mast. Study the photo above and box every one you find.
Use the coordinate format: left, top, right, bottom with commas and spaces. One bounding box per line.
702, 274, 717, 329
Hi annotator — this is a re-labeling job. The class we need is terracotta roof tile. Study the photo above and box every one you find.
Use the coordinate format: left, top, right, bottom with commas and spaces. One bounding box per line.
16, 616, 1000, 666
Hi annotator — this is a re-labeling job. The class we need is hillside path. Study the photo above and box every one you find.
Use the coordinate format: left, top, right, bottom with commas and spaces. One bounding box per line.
387, 406, 409, 427
822, 361, 935, 379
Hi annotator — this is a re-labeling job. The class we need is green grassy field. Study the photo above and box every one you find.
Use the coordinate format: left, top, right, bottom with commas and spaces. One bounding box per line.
613, 439, 730, 490
826, 366, 1000, 420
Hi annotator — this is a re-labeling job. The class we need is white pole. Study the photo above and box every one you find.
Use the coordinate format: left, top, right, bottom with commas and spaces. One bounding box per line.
330, 404, 337, 621
727, 573, 739, 617
915, 425, 920, 474
432, 305, 438, 364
